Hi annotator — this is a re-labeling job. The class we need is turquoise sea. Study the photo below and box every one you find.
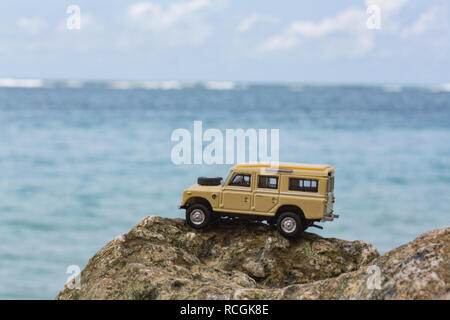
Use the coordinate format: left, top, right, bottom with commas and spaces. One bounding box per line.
0, 82, 449, 299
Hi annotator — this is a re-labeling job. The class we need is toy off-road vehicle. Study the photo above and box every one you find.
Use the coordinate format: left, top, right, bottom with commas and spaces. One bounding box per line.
179, 162, 338, 238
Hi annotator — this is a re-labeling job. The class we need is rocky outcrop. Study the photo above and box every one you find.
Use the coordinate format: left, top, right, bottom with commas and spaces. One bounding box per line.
245, 227, 450, 300
56, 216, 449, 300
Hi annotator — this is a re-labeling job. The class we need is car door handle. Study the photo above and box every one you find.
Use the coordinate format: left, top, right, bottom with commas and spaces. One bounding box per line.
272, 197, 277, 203
244, 197, 249, 202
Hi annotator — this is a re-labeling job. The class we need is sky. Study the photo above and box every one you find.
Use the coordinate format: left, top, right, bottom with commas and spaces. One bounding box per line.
0, 0, 449, 84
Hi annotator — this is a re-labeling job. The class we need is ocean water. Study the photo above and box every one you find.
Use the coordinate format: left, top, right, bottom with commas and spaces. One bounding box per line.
0, 83, 449, 299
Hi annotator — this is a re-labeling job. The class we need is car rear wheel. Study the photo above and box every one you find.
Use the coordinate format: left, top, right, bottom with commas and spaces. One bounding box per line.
277, 212, 303, 238
186, 204, 211, 229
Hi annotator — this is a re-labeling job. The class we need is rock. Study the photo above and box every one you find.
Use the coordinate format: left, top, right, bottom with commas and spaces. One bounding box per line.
240, 227, 450, 300
55, 216, 448, 300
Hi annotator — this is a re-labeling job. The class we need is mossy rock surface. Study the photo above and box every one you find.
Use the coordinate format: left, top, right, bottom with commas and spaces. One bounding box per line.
56, 216, 449, 300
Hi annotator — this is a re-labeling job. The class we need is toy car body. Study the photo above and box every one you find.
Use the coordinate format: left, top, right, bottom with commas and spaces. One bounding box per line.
179, 162, 338, 238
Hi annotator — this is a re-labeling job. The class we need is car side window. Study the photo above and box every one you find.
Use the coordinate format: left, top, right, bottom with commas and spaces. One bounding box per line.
229, 174, 251, 187
289, 178, 319, 192
258, 176, 278, 189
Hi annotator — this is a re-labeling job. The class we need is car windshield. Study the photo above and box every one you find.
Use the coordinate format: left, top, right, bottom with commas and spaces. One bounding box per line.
223, 171, 232, 185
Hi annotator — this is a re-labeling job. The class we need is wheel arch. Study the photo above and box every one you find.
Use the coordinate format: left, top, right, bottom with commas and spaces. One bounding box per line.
185, 197, 213, 212
275, 205, 306, 221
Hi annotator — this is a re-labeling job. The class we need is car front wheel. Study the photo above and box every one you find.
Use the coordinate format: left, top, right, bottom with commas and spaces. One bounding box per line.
186, 204, 211, 229
277, 212, 303, 238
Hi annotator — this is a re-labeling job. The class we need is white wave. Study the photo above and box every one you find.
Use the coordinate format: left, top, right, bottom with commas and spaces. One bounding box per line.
0, 78, 44, 88
64, 80, 84, 88
204, 81, 235, 90
288, 85, 304, 92
430, 83, 450, 93
382, 85, 402, 93
109, 80, 189, 90
109, 81, 133, 90
140, 81, 186, 90
139, 81, 163, 90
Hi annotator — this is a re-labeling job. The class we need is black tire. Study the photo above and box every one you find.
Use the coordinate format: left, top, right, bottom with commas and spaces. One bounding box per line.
197, 177, 222, 186
186, 204, 211, 229
277, 212, 303, 239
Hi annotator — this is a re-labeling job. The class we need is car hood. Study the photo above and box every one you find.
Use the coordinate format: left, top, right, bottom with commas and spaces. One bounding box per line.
186, 184, 223, 192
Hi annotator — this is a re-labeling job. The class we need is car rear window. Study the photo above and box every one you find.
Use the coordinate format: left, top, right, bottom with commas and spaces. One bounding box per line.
289, 178, 318, 192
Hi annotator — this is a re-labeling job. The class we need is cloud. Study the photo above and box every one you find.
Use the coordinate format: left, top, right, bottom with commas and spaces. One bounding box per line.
17, 18, 47, 35
255, 0, 442, 58
57, 13, 105, 33
80, 14, 104, 32
364, 0, 410, 16
259, 8, 373, 57
236, 14, 278, 33
401, 6, 440, 36
125, 0, 225, 46
128, 0, 211, 30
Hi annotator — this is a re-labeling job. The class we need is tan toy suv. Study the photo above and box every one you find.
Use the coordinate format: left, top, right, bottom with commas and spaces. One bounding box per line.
179, 162, 338, 238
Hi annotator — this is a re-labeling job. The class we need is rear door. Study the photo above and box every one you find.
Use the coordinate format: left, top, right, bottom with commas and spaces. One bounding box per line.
253, 175, 279, 213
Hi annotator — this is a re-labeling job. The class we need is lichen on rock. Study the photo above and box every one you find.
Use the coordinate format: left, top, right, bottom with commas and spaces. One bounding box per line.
56, 216, 449, 300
